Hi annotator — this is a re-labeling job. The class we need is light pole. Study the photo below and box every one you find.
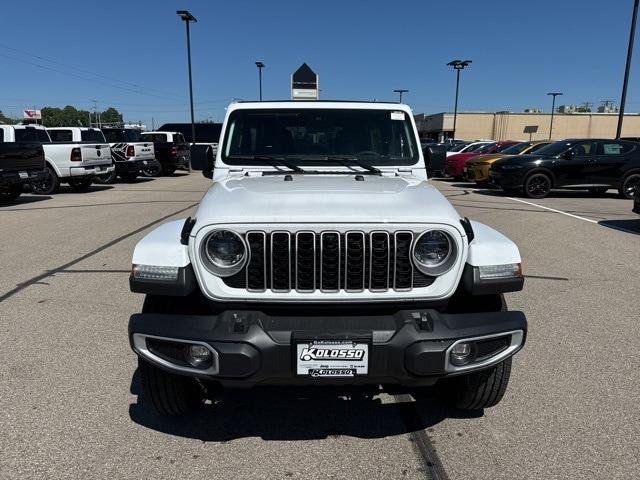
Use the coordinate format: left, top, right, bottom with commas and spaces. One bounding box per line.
393, 89, 408, 103
255, 61, 265, 101
547, 92, 563, 139
446, 59, 472, 141
177, 9, 197, 163
616, 0, 639, 139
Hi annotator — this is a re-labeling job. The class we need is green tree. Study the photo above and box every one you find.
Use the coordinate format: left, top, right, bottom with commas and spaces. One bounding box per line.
0, 110, 17, 124
100, 107, 122, 124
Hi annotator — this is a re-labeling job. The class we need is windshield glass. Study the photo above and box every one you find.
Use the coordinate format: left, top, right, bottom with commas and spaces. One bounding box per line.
222, 108, 419, 166
500, 142, 532, 154
141, 133, 168, 142
527, 142, 551, 153
533, 141, 573, 156
103, 129, 142, 143
473, 143, 497, 153
81, 129, 106, 142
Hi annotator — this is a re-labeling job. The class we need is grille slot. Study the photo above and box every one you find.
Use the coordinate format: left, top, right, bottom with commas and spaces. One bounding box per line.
295, 232, 316, 292
271, 232, 291, 292
223, 230, 436, 293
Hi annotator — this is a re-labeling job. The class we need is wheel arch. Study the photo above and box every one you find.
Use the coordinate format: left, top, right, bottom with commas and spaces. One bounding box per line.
523, 167, 556, 187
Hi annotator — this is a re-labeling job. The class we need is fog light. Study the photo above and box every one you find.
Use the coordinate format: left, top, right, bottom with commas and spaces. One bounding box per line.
450, 342, 472, 366
186, 344, 211, 367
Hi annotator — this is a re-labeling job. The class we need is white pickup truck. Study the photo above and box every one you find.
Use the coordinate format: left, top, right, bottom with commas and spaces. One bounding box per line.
98, 127, 156, 183
5, 126, 114, 194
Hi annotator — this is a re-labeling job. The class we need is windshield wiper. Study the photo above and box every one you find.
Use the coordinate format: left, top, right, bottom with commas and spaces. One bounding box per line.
228, 155, 306, 174
324, 156, 382, 175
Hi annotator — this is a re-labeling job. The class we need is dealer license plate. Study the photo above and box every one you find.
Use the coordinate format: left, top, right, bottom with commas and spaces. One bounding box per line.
296, 340, 369, 377
19, 171, 28, 179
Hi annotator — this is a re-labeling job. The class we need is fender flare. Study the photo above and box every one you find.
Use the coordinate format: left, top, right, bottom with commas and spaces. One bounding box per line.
466, 220, 521, 266
44, 156, 64, 178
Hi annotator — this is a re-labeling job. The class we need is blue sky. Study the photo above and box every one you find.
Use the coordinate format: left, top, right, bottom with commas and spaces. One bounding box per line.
0, 0, 638, 126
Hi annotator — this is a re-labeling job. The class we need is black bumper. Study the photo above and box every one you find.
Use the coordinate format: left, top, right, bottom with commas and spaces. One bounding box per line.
0, 169, 45, 187
129, 308, 527, 387
488, 170, 524, 188
114, 159, 146, 174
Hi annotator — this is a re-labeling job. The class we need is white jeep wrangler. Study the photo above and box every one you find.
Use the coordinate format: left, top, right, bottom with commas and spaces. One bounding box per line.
129, 101, 527, 416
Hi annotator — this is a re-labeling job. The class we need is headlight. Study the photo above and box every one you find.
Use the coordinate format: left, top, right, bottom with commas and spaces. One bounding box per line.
413, 230, 457, 276
201, 230, 247, 276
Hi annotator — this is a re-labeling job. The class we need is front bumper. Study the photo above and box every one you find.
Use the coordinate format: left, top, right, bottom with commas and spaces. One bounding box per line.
466, 164, 491, 183
129, 308, 527, 387
488, 170, 524, 188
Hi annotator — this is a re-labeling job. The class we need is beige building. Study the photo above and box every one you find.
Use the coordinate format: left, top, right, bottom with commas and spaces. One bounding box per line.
414, 111, 640, 142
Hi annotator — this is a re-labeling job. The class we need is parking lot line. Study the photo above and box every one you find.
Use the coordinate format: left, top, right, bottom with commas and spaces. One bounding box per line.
505, 197, 599, 224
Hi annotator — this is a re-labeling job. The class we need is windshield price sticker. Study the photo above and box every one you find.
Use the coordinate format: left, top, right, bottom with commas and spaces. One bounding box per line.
296, 340, 369, 377
391, 111, 405, 121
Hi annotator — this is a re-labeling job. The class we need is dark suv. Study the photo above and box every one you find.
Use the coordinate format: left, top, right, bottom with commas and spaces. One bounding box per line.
489, 139, 640, 199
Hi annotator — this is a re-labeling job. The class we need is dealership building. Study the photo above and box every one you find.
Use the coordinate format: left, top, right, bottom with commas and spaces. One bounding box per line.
414, 111, 640, 142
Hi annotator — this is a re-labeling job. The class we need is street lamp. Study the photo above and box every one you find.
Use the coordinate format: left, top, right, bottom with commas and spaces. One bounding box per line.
393, 89, 408, 103
546, 92, 563, 139
616, 0, 639, 139
446, 59, 472, 141
255, 61, 265, 101
177, 9, 197, 158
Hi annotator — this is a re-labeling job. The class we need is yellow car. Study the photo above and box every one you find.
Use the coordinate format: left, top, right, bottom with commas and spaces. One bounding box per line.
465, 140, 552, 183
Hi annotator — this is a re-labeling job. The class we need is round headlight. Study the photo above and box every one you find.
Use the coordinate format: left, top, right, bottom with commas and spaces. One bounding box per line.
202, 230, 247, 276
413, 230, 456, 276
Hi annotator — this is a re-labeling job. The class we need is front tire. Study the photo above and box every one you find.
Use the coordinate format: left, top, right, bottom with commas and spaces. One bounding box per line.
445, 357, 513, 410
523, 172, 551, 199
619, 173, 640, 199
32, 166, 60, 195
138, 357, 203, 416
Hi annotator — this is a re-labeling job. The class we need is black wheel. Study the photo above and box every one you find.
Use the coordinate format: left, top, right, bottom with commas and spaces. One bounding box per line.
94, 169, 117, 184
619, 173, 640, 199
588, 187, 609, 195
162, 165, 177, 176
0, 186, 21, 202
68, 179, 93, 191
138, 357, 204, 416
444, 357, 512, 410
523, 172, 551, 199
141, 162, 162, 177
32, 166, 60, 195
119, 172, 139, 182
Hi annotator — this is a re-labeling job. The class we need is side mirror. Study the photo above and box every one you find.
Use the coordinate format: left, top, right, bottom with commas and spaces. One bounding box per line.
190, 144, 214, 178
561, 149, 572, 160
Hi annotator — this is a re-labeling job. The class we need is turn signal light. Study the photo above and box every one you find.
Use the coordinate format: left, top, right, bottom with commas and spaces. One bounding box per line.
132, 264, 179, 282
478, 263, 522, 280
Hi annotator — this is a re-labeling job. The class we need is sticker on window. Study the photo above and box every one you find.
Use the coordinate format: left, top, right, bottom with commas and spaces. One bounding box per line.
603, 144, 622, 155
391, 111, 405, 121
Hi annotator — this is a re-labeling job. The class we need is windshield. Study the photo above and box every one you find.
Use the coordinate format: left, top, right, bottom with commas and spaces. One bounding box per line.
527, 142, 551, 153
81, 129, 106, 142
473, 143, 497, 153
103, 129, 142, 143
222, 108, 419, 166
449, 143, 467, 152
532, 141, 573, 156
500, 142, 532, 155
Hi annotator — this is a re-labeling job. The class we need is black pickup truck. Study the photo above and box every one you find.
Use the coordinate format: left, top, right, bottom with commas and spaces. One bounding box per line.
0, 126, 46, 202
139, 131, 190, 175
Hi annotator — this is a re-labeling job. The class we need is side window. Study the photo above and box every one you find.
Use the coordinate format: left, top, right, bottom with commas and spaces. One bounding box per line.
49, 130, 73, 142
15, 128, 38, 142
0, 129, 4, 142
600, 141, 635, 155
570, 140, 596, 156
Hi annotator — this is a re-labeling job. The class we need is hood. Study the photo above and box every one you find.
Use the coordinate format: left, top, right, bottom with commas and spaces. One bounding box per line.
193, 174, 462, 228
466, 153, 506, 165
447, 152, 479, 161
493, 154, 542, 166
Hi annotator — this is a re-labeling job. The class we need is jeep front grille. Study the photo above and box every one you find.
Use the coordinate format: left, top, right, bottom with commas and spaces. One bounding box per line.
224, 231, 435, 293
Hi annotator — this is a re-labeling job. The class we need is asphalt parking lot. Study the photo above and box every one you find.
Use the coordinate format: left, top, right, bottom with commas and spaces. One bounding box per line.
1, 174, 639, 480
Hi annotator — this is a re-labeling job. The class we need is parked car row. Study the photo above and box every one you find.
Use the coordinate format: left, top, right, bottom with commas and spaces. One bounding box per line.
0, 123, 193, 202
439, 138, 640, 203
